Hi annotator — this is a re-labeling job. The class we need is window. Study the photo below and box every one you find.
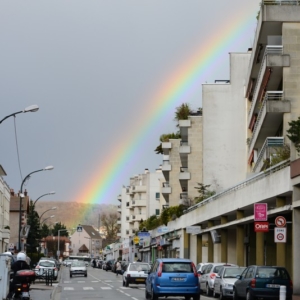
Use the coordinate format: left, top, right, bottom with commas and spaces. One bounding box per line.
155, 192, 160, 200
155, 209, 160, 216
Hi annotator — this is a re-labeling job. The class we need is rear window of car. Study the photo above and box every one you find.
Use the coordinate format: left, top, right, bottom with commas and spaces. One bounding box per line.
39, 261, 55, 267
223, 268, 245, 278
256, 267, 290, 279
162, 262, 193, 273
72, 261, 85, 267
129, 263, 149, 271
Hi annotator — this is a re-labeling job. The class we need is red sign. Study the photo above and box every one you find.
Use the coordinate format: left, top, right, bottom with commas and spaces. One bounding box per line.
254, 222, 269, 232
254, 203, 268, 221
275, 216, 286, 227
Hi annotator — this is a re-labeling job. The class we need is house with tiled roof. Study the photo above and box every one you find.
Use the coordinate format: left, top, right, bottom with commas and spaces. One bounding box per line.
70, 224, 102, 257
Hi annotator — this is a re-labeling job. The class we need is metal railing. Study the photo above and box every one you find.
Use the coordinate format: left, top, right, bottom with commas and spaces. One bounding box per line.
249, 45, 283, 118
184, 159, 290, 214
263, 0, 300, 4
253, 137, 284, 172
248, 91, 284, 151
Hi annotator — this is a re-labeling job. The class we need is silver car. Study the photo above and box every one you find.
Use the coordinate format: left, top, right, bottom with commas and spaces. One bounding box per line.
213, 266, 246, 299
35, 259, 58, 280
70, 260, 87, 277
199, 263, 237, 296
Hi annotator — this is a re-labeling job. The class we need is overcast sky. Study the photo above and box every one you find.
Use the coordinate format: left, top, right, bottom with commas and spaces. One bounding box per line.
0, 1, 260, 205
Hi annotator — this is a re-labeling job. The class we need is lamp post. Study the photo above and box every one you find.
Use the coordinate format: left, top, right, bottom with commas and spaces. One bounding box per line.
39, 207, 57, 221
58, 229, 68, 259
33, 191, 55, 207
40, 215, 55, 225
18, 165, 54, 251
0, 105, 39, 124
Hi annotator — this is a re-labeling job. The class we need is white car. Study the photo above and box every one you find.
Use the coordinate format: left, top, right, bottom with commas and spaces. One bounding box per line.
34, 259, 58, 280
70, 260, 87, 277
122, 262, 150, 287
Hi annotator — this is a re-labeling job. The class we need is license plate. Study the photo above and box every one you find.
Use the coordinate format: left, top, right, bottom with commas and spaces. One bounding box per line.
136, 278, 145, 282
266, 284, 280, 288
172, 277, 185, 281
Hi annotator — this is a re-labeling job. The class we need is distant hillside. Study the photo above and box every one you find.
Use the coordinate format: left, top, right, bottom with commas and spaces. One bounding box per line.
35, 201, 116, 230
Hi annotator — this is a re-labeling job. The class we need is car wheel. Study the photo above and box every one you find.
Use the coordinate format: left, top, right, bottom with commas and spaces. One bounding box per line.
192, 295, 200, 300
219, 287, 224, 300
246, 291, 253, 300
151, 286, 158, 300
125, 279, 129, 287
206, 283, 213, 297
122, 279, 125, 287
145, 287, 150, 299
70, 273, 72, 278
84, 273, 87, 277
185, 297, 190, 300
213, 288, 219, 298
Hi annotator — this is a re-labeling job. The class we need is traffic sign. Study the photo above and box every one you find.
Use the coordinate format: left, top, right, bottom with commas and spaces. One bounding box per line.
77, 225, 83, 232
254, 203, 268, 221
274, 227, 287, 243
275, 216, 286, 227
8, 243, 14, 251
133, 236, 140, 244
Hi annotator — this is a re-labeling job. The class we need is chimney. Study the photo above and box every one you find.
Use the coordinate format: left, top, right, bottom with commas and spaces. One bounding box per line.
10, 189, 14, 196
144, 168, 149, 174
24, 189, 28, 196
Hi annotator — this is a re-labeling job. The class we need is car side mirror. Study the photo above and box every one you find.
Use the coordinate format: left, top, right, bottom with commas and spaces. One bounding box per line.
236, 275, 241, 279
216, 274, 220, 278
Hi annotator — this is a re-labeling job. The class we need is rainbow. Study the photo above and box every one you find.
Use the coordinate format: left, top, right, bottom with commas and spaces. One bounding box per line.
73, 2, 260, 215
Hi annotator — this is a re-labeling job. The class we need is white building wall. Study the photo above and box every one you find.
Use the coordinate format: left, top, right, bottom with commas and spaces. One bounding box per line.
202, 53, 250, 193
0, 177, 10, 253
147, 170, 163, 217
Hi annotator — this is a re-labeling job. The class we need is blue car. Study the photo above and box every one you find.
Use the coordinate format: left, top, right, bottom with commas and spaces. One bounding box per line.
233, 265, 293, 300
145, 258, 201, 300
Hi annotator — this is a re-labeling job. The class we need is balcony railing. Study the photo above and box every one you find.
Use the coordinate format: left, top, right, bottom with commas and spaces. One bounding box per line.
253, 137, 285, 172
163, 182, 170, 187
249, 46, 283, 118
248, 91, 284, 151
263, 0, 300, 4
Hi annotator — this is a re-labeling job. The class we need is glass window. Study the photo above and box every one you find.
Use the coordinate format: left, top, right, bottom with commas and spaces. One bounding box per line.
245, 267, 254, 279
162, 262, 193, 273
155, 209, 160, 215
156, 193, 160, 200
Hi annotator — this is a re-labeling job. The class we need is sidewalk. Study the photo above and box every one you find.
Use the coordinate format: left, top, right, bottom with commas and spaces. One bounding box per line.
30, 280, 57, 300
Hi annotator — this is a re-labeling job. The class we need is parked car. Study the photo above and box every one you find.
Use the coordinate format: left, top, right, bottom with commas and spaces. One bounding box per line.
63, 258, 73, 267
39, 257, 60, 270
199, 262, 237, 296
213, 266, 246, 299
233, 265, 293, 300
145, 258, 200, 300
122, 262, 150, 287
34, 259, 58, 280
69, 260, 87, 278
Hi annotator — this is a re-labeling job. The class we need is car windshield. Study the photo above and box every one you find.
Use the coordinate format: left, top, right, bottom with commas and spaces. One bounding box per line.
223, 268, 245, 278
72, 261, 85, 267
129, 263, 149, 271
256, 267, 290, 279
162, 262, 193, 273
39, 261, 55, 267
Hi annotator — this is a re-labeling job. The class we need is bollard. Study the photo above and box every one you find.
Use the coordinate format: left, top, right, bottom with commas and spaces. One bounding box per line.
280, 285, 286, 300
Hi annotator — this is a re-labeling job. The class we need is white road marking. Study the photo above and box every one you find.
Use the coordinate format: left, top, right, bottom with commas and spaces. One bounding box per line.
64, 281, 71, 283
91, 281, 99, 282
78, 281, 85, 283
83, 287, 94, 290
124, 293, 131, 296
120, 287, 131, 289
132, 298, 139, 300
101, 287, 112, 290
64, 287, 74, 290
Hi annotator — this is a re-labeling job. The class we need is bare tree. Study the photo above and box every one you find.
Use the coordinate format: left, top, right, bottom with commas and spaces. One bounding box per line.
100, 206, 119, 247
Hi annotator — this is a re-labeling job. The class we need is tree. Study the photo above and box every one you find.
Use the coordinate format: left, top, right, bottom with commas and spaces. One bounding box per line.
287, 117, 300, 154
51, 222, 68, 237
40, 223, 50, 239
100, 207, 119, 247
26, 201, 41, 253
174, 103, 193, 123
194, 183, 216, 204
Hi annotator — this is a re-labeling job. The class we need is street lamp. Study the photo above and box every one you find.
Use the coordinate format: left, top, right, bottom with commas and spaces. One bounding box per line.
40, 215, 55, 225
58, 229, 68, 259
18, 165, 54, 251
39, 207, 57, 221
33, 191, 55, 206
0, 105, 39, 124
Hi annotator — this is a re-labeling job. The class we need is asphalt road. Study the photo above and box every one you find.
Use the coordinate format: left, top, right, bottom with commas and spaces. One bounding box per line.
51, 266, 213, 300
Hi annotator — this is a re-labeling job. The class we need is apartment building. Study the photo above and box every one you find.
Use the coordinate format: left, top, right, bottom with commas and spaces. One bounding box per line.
137, 2, 300, 294
0, 165, 10, 253
118, 168, 164, 239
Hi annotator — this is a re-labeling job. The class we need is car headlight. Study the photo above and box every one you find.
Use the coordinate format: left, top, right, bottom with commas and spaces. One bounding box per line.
223, 283, 233, 288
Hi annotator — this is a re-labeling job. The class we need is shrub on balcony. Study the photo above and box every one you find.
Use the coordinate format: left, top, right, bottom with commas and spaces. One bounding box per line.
287, 117, 300, 154
154, 132, 181, 154
194, 183, 216, 204
262, 144, 290, 170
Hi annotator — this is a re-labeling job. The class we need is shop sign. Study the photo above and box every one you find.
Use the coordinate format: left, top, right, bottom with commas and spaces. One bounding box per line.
160, 238, 170, 246
150, 238, 157, 245
143, 238, 151, 247
254, 222, 269, 232
156, 236, 161, 245
254, 203, 268, 221
186, 226, 201, 234
157, 226, 169, 233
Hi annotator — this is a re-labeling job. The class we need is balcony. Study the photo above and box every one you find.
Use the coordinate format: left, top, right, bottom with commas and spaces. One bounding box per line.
253, 137, 285, 172
126, 216, 130, 221
179, 141, 191, 154
248, 45, 289, 122
134, 185, 146, 193
178, 120, 191, 128
179, 167, 191, 180
117, 217, 121, 225
132, 199, 147, 207
248, 91, 290, 157
117, 205, 121, 212
117, 231, 121, 237
0, 228, 10, 240
161, 160, 172, 172
162, 182, 171, 194
162, 142, 172, 149
117, 194, 122, 202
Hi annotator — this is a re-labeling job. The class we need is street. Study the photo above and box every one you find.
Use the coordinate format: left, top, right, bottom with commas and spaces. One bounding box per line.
32, 266, 212, 300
